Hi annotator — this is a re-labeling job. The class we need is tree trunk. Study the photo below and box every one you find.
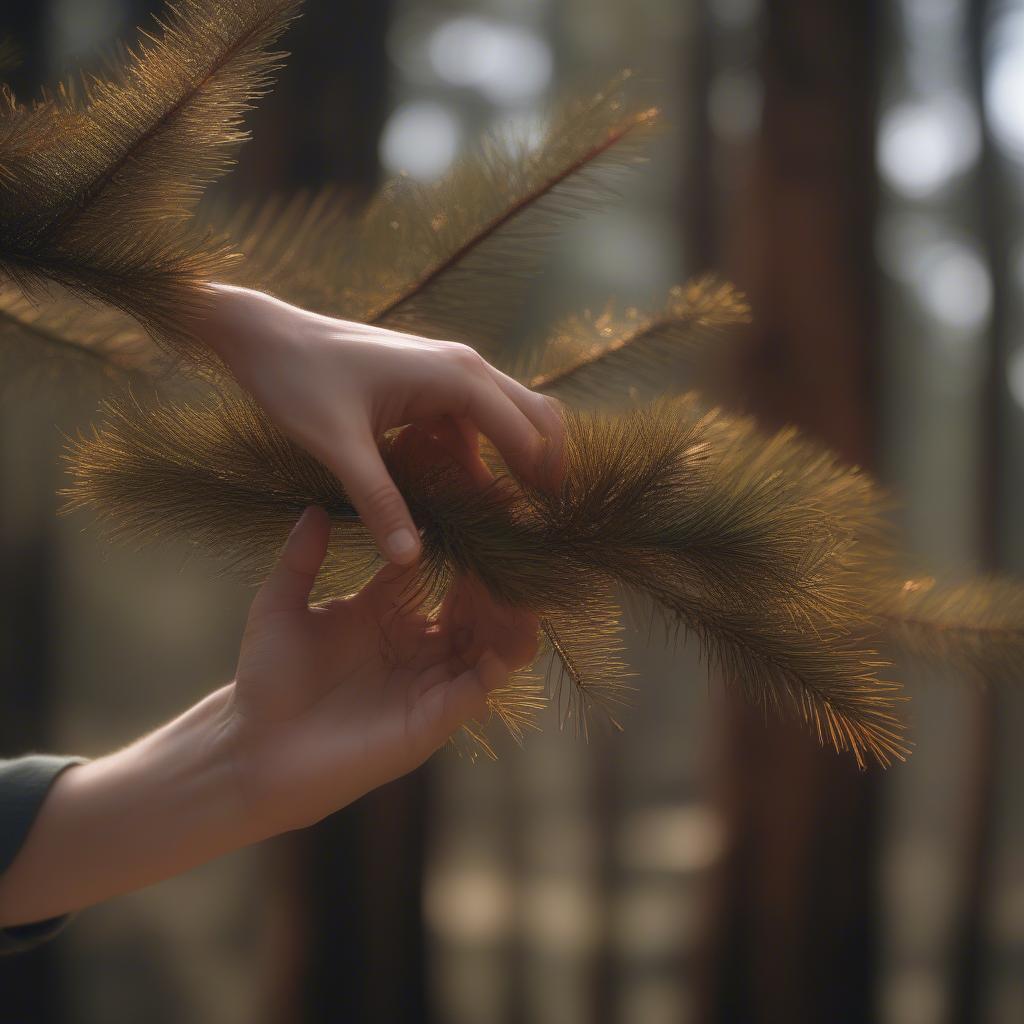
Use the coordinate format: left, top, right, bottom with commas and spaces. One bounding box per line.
696, 3, 882, 1021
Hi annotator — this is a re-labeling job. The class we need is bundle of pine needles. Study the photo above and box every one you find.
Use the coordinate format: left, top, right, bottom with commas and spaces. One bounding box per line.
63, 388, 908, 768
3, 0, 1023, 767
0, 0, 300, 353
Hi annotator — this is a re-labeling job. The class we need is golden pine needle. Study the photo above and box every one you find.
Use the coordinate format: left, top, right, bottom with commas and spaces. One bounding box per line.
0, 281, 161, 388
217, 72, 660, 360
0, 0, 301, 351
881, 575, 1024, 680
486, 674, 548, 746
523, 277, 751, 407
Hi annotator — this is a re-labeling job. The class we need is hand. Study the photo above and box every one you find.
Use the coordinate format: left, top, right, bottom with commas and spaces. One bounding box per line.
226, 506, 539, 837
0, 507, 539, 927
198, 284, 564, 565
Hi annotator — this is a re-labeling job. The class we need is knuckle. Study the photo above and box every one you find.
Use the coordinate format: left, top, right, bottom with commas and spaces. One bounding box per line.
448, 343, 485, 374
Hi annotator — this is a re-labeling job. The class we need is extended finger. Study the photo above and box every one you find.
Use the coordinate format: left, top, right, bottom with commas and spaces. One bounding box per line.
329, 426, 422, 566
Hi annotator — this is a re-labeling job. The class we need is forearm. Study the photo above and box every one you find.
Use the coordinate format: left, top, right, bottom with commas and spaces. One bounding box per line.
0, 686, 253, 927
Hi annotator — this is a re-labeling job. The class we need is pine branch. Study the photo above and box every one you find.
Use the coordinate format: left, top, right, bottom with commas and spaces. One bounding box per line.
203, 186, 358, 311
542, 600, 634, 738
234, 72, 658, 358
0, 0, 301, 350
1, 66, 654, 379
882, 576, 1024, 681
62, 389, 908, 766
523, 277, 751, 406
0, 282, 161, 386
208, 73, 658, 358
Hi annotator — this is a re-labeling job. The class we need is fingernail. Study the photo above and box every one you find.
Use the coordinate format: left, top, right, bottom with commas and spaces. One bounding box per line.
386, 528, 420, 564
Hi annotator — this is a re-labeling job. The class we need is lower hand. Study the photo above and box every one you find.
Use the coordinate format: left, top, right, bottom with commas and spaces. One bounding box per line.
0, 507, 538, 927
227, 505, 539, 837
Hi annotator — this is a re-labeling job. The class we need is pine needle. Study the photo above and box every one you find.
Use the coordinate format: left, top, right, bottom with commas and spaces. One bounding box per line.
0, 281, 161, 390
485, 674, 548, 746
443, 670, 547, 761
882, 575, 1024, 681
0, 0, 302, 350
523, 277, 751, 407
201, 186, 358, 312
62, 389, 909, 766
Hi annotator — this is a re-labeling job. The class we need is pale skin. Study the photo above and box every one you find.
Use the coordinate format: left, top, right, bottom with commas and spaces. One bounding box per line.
0, 285, 559, 928
200, 283, 565, 561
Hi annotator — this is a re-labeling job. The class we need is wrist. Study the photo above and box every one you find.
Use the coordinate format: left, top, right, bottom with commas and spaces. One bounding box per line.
76, 684, 257, 864
0, 686, 256, 925
215, 698, 316, 841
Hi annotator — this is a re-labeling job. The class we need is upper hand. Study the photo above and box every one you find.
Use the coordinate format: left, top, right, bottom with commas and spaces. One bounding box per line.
198, 284, 564, 565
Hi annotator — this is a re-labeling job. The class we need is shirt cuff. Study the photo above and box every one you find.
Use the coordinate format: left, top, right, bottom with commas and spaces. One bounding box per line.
0, 754, 86, 955
0, 914, 71, 954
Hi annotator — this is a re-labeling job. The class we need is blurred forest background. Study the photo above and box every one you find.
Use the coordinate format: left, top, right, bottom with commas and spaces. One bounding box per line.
3, 0, 1024, 1021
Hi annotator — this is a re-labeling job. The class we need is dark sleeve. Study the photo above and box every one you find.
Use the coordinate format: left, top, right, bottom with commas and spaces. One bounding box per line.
0, 755, 85, 954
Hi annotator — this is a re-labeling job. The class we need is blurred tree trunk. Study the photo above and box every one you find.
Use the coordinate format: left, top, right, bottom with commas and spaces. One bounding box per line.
0, 510, 64, 1021
696, 3, 882, 1021
0, 5, 78, 1019
226, 0, 391, 198
299, 778, 430, 1023
948, 1, 1005, 1020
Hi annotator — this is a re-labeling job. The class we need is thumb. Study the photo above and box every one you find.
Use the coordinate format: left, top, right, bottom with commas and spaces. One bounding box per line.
251, 506, 331, 616
330, 430, 421, 566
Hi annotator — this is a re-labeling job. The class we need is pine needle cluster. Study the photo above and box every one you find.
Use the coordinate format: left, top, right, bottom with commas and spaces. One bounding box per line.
2, 0, 1022, 765
63, 389, 908, 767
0, 0, 300, 349
880, 576, 1024, 682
